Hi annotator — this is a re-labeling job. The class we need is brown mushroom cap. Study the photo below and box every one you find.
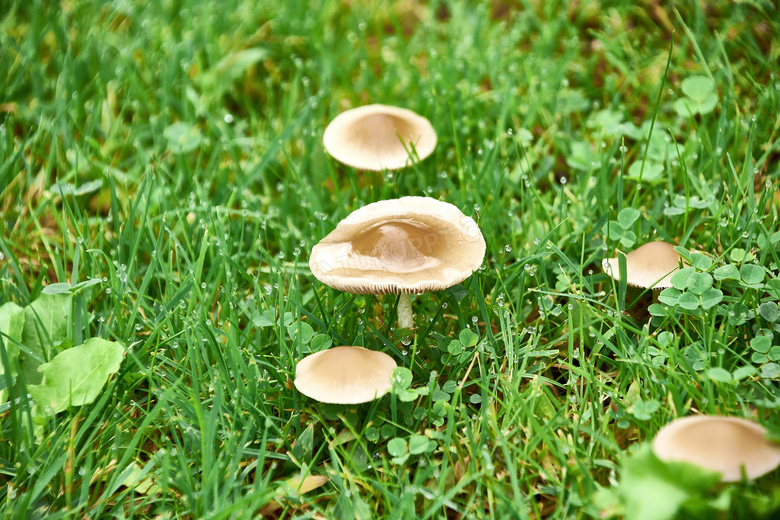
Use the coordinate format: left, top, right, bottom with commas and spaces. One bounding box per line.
309, 197, 486, 295
602, 241, 683, 289
294, 346, 397, 404
323, 104, 437, 171
652, 416, 780, 482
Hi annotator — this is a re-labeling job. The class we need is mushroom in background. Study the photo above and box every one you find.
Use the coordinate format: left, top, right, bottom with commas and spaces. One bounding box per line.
652, 415, 780, 482
294, 346, 397, 404
323, 104, 437, 171
602, 240, 684, 290
309, 197, 486, 330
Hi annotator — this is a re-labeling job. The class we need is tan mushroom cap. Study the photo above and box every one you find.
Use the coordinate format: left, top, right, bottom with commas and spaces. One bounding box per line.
602, 241, 683, 289
652, 416, 780, 482
294, 346, 397, 404
323, 104, 437, 171
309, 197, 486, 295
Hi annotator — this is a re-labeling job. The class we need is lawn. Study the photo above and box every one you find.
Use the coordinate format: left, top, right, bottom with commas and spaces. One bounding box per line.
1, 0, 779, 518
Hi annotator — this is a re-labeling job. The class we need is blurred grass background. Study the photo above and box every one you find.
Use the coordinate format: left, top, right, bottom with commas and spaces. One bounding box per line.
1, 0, 779, 518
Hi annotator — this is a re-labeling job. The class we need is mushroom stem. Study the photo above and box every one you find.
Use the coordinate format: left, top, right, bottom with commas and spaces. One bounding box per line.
397, 293, 414, 329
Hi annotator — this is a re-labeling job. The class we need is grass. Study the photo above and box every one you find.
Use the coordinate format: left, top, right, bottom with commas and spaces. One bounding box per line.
1, 0, 779, 518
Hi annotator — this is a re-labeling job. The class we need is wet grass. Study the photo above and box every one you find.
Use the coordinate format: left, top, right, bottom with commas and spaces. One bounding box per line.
1, 0, 779, 518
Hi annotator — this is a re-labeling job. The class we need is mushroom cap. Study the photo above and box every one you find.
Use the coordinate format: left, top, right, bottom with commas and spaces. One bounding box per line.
294, 346, 397, 404
602, 241, 682, 289
309, 197, 486, 295
323, 104, 437, 171
652, 415, 780, 482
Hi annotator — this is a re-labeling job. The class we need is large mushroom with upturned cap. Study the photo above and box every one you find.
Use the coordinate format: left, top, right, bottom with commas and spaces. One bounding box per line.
294, 346, 397, 404
602, 240, 684, 290
652, 415, 780, 482
323, 104, 437, 171
309, 197, 486, 329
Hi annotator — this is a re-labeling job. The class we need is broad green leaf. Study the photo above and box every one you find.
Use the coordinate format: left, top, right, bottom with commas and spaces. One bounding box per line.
630, 398, 660, 421
619, 446, 721, 520
733, 365, 757, 381
252, 310, 275, 328
713, 264, 740, 281
603, 220, 624, 236
53, 179, 103, 198
674, 97, 697, 118
689, 253, 712, 271
442, 380, 458, 394
617, 208, 641, 229
686, 273, 713, 296
365, 427, 380, 443
627, 161, 664, 181
431, 388, 450, 401
447, 339, 464, 355
707, 368, 733, 383
740, 264, 765, 285
286, 321, 314, 344
699, 288, 723, 310
20, 293, 71, 386
567, 141, 596, 171
729, 248, 748, 264
758, 231, 780, 250
163, 122, 202, 154
769, 347, 780, 362
387, 438, 407, 457
697, 93, 718, 115
751, 352, 768, 364
670, 267, 695, 290
761, 363, 780, 379
41, 283, 73, 295
751, 336, 772, 354
391, 367, 412, 393
309, 334, 332, 352
687, 196, 713, 210
681, 76, 714, 102
759, 302, 780, 323
677, 292, 699, 311
658, 287, 681, 306
408, 435, 433, 455
459, 329, 479, 348
397, 389, 418, 402
587, 109, 624, 135
28, 338, 124, 414
619, 231, 636, 249
0, 302, 25, 404
767, 279, 780, 299
648, 303, 668, 317
645, 130, 671, 161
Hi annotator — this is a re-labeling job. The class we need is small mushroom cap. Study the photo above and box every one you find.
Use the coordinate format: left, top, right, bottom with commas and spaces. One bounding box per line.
652, 416, 780, 482
602, 241, 682, 289
294, 346, 397, 404
323, 104, 437, 171
309, 197, 486, 295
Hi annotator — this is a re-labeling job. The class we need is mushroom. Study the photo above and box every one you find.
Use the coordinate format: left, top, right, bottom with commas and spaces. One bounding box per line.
309, 197, 486, 330
323, 104, 437, 171
602, 241, 683, 290
652, 415, 780, 482
294, 346, 397, 404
